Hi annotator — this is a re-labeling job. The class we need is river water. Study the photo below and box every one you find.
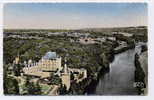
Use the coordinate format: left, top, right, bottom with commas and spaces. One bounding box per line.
94, 43, 145, 95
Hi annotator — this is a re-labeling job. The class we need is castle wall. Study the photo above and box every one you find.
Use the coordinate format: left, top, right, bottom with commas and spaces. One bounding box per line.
23, 57, 62, 77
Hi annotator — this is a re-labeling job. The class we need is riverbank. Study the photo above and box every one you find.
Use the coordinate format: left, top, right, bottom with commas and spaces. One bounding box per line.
114, 43, 135, 54
84, 44, 136, 95
139, 51, 148, 95
139, 51, 148, 87
85, 43, 148, 95
65, 42, 147, 95
84, 65, 110, 94
67, 52, 111, 95
134, 50, 147, 95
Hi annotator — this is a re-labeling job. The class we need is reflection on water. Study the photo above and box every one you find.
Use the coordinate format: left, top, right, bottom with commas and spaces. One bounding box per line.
95, 44, 144, 95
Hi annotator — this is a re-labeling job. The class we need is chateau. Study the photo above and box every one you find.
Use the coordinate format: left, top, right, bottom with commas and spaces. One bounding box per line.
15, 51, 87, 90
24, 52, 62, 71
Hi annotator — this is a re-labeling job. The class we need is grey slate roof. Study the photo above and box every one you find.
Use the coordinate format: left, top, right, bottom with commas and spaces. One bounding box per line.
43, 52, 57, 60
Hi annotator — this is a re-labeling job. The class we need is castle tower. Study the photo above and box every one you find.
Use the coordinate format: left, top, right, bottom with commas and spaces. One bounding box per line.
64, 58, 68, 74
55, 57, 62, 70
15, 53, 20, 64
61, 58, 70, 90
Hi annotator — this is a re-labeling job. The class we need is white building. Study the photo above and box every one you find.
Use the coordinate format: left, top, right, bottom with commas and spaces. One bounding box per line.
23, 52, 62, 78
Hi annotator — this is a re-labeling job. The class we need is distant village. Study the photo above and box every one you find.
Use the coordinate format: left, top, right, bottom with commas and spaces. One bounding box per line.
4, 30, 134, 52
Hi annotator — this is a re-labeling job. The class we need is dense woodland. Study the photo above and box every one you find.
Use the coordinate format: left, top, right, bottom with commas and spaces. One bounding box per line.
3, 26, 147, 95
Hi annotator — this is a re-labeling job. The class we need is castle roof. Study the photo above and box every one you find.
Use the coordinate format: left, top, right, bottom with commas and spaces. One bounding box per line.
43, 51, 58, 60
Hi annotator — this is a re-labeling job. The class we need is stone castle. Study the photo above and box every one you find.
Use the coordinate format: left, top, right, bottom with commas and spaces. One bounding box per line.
23, 52, 62, 72
14, 51, 87, 90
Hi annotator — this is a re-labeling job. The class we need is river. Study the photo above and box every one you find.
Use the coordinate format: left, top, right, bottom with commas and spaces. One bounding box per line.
94, 43, 145, 95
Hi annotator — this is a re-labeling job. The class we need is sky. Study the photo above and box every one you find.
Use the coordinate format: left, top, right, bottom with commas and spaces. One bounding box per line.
4, 3, 148, 29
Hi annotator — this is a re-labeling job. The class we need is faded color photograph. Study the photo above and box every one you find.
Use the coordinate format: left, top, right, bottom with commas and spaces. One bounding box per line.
3, 3, 148, 95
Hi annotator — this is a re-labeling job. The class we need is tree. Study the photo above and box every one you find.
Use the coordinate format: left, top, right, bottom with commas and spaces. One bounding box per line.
35, 82, 42, 95
27, 82, 42, 95
4, 76, 19, 95
70, 72, 74, 80
49, 73, 61, 85
25, 77, 42, 95
13, 64, 22, 76
59, 84, 67, 95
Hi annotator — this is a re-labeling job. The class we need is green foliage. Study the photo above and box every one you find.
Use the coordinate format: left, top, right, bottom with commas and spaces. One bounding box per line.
49, 73, 62, 85
13, 64, 23, 76
27, 82, 41, 95
4, 76, 19, 95
25, 77, 42, 95
134, 53, 146, 94
59, 84, 67, 95
141, 45, 147, 53
70, 72, 74, 80
134, 54, 145, 84
4, 27, 148, 95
